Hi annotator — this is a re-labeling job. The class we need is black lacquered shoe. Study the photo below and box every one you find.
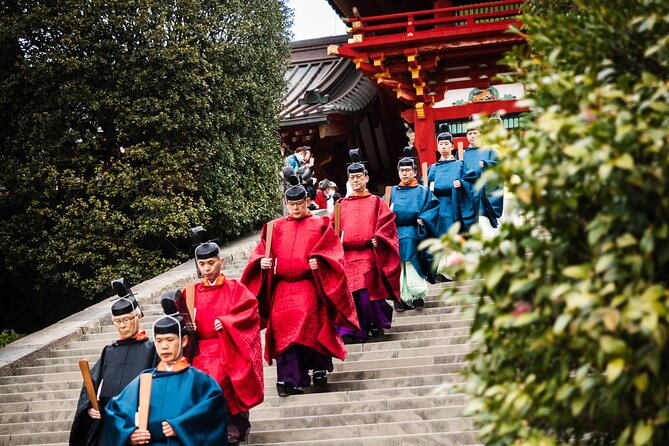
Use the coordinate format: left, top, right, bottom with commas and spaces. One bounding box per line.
394, 299, 413, 312
341, 334, 364, 344
276, 382, 304, 397
412, 297, 425, 309
312, 370, 328, 388
370, 327, 384, 338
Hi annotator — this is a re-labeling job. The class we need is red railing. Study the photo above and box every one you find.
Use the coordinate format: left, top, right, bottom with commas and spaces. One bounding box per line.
343, 0, 524, 39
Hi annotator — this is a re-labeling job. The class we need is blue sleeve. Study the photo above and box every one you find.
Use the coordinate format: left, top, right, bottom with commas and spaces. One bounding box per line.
455, 163, 479, 230
418, 187, 441, 238
168, 373, 228, 446
482, 149, 498, 168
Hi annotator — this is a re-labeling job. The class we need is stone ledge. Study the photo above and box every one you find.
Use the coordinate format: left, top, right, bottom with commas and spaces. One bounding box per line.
0, 232, 260, 377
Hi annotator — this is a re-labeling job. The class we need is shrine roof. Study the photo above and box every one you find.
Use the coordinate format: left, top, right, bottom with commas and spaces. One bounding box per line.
327, 0, 434, 18
281, 35, 377, 127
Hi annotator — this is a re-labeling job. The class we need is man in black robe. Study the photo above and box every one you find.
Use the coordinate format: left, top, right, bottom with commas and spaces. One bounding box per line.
69, 280, 158, 446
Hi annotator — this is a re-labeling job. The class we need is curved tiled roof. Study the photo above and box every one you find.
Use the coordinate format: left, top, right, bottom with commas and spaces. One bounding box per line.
326, 0, 434, 18
281, 36, 377, 127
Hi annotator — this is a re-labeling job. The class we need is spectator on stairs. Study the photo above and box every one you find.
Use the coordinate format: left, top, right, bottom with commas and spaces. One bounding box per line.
241, 176, 359, 397
334, 149, 401, 345
314, 179, 330, 210
69, 281, 158, 446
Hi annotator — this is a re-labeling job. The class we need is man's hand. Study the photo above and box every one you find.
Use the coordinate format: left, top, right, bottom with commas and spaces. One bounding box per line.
260, 257, 273, 270
453, 180, 461, 189
87, 408, 101, 419
417, 218, 424, 226
371, 237, 378, 248
214, 318, 222, 331
308, 258, 318, 270
129, 428, 151, 445
162, 421, 176, 438
479, 160, 485, 168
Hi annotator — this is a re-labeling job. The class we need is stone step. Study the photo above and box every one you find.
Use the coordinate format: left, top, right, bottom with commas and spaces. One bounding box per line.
248, 418, 476, 444
0, 372, 81, 386
345, 335, 470, 353
0, 389, 79, 405
251, 393, 467, 420
0, 430, 69, 445
0, 409, 73, 425
253, 407, 472, 432
0, 399, 77, 416
35, 355, 99, 367
0, 420, 72, 436
386, 319, 474, 333
256, 383, 459, 408
247, 434, 480, 446
0, 381, 80, 397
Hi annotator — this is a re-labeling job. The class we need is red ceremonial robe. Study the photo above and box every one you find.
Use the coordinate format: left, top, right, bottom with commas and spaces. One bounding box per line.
241, 214, 359, 365
336, 194, 401, 302
185, 278, 264, 415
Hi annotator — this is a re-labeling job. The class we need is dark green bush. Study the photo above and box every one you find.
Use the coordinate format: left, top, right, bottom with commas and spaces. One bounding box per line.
0, 0, 290, 331
435, 0, 669, 444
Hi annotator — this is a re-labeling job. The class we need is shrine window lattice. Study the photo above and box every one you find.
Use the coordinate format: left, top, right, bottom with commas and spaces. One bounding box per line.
436, 112, 523, 137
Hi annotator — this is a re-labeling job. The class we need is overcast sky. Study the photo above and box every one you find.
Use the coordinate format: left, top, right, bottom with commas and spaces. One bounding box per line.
285, 0, 348, 41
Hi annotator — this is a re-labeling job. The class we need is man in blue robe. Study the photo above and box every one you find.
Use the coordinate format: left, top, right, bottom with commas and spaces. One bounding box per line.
384, 151, 440, 310
104, 313, 228, 445
427, 131, 478, 235
457, 115, 504, 234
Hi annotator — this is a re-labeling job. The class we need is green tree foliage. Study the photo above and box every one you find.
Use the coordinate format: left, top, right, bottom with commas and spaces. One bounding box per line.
434, 0, 669, 444
0, 1, 290, 331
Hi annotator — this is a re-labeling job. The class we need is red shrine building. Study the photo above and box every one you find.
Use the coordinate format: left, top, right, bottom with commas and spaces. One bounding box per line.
280, 0, 528, 191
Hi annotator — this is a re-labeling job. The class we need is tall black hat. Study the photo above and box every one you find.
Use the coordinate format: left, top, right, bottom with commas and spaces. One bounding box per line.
153, 314, 187, 337
436, 123, 453, 143
346, 149, 368, 175
195, 242, 220, 260
397, 146, 417, 170
160, 289, 181, 317
190, 226, 220, 260
110, 278, 142, 317
284, 175, 307, 200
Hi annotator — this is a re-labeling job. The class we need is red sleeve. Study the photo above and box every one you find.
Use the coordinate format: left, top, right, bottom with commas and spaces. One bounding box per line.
310, 217, 360, 330
373, 198, 402, 302
240, 223, 273, 328
216, 280, 264, 411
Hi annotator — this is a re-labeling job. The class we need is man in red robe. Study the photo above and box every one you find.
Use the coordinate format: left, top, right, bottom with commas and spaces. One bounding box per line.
179, 240, 263, 446
335, 151, 401, 344
241, 177, 359, 396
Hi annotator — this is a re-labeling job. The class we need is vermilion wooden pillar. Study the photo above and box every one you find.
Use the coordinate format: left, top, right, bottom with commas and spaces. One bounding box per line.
413, 105, 438, 166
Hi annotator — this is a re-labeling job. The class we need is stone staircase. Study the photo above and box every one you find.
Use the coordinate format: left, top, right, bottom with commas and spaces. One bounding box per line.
0, 259, 480, 446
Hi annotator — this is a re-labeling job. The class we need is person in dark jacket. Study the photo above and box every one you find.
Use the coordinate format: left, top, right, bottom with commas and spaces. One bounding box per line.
69, 280, 158, 446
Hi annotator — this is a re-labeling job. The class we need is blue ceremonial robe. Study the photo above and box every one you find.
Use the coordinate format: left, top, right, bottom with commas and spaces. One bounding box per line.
384, 184, 440, 279
458, 147, 504, 227
427, 160, 478, 234
105, 366, 228, 446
